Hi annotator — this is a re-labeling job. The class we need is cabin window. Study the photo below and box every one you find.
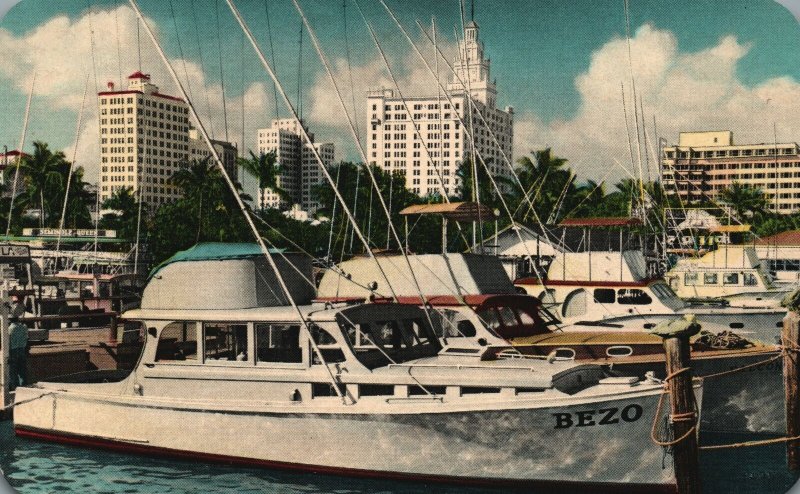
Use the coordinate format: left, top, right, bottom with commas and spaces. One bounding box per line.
256, 324, 302, 363
593, 288, 615, 304
156, 322, 197, 361
311, 325, 346, 364
723, 273, 739, 285
477, 308, 501, 331
743, 273, 758, 286
496, 307, 519, 327
684, 273, 699, 286
617, 289, 652, 305
204, 323, 249, 362
703, 273, 718, 285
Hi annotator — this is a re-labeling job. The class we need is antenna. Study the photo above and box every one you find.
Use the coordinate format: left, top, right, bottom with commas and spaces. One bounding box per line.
471, 0, 475, 21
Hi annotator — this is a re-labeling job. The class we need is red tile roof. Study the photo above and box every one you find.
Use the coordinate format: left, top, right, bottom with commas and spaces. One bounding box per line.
559, 217, 643, 228
755, 230, 800, 247
128, 71, 151, 80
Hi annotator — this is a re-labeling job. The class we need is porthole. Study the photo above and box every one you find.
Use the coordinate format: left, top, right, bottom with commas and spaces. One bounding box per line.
729, 322, 744, 329
606, 346, 634, 358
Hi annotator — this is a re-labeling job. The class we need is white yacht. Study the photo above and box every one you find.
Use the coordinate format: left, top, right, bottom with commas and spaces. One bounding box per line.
12, 244, 690, 491
665, 244, 789, 308
515, 250, 786, 344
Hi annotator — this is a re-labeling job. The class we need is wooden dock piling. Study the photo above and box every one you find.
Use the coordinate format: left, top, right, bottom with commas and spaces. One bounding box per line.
0, 284, 10, 421
651, 315, 702, 494
783, 311, 800, 471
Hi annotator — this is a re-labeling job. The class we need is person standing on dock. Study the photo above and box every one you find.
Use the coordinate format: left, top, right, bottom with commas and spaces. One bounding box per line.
7, 294, 28, 390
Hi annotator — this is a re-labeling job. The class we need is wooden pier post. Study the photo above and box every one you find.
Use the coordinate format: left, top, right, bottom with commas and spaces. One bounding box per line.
108, 313, 119, 343
0, 283, 10, 421
651, 315, 702, 494
783, 311, 800, 471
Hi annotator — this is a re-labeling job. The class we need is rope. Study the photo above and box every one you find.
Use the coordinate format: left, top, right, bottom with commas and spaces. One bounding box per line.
263, 0, 280, 119
649, 367, 699, 447
695, 352, 782, 380
1, 391, 56, 412
700, 434, 800, 451
214, 0, 229, 141
5, 72, 35, 237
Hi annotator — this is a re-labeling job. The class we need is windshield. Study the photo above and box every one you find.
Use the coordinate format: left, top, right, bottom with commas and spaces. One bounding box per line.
337, 310, 442, 370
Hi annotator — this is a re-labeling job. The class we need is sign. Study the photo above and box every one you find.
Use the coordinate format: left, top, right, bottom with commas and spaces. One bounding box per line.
0, 244, 30, 263
22, 228, 117, 238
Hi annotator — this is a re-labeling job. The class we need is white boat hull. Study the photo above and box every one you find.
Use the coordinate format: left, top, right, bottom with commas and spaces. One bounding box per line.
13, 385, 678, 490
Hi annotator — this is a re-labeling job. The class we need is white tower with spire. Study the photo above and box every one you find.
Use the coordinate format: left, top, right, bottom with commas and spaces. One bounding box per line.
447, 20, 497, 108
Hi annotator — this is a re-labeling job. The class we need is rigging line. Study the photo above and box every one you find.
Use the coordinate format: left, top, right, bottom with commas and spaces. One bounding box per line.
214, 0, 229, 141
241, 30, 246, 154
115, 1, 123, 87
366, 179, 373, 244
6, 73, 36, 237
190, 0, 217, 139
640, 96, 652, 185
129, 0, 347, 403
168, 0, 197, 113
623, 0, 645, 210
85, 0, 100, 91
620, 82, 637, 212
415, 21, 552, 242
137, 16, 142, 72
326, 163, 342, 261
226, 0, 399, 303
297, 21, 303, 120
263, 0, 280, 119
386, 173, 392, 250
56, 74, 91, 254
342, 0, 360, 136
456, 3, 482, 253
348, 169, 360, 254
293, 0, 447, 333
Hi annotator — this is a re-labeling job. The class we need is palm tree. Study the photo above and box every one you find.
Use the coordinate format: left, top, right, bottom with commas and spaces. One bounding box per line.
718, 182, 769, 222
170, 158, 223, 241
19, 141, 68, 227
238, 151, 284, 210
101, 186, 141, 241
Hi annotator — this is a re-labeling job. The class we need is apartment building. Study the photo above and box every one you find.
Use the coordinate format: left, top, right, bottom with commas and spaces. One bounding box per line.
98, 72, 190, 206
188, 129, 239, 183
661, 130, 800, 213
366, 20, 514, 197
256, 118, 335, 212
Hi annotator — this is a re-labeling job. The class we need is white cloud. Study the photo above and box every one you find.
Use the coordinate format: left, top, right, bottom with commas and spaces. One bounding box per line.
0, 4, 276, 188
515, 24, 800, 183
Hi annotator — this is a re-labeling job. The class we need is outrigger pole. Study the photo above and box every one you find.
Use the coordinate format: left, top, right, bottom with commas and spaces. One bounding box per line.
127, 0, 346, 402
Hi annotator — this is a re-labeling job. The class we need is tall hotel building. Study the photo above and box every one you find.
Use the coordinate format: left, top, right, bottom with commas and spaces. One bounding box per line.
98, 72, 190, 205
256, 118, 335, 212
661, 130, 800, 214
366, 21, 514, 197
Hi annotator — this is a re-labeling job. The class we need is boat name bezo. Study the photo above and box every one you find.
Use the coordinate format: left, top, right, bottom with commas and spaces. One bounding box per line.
553, 404, 644, 429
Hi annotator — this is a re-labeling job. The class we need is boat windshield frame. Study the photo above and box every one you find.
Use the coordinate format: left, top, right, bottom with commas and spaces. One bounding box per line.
335, 304, 442, 370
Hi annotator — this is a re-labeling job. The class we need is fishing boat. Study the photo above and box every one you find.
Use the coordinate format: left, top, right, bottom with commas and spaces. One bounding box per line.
515, 248, 786, 344
664, 225, 790, 308
318, 251, 782, 434
12, 245, 691, 492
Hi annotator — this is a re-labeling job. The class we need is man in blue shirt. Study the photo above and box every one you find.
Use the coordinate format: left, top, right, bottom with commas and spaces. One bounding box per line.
7, 294, 28, 390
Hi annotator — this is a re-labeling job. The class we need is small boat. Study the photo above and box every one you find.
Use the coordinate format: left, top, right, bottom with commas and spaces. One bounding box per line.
665, 244, 790, 308
515, 249, 786, 344
13, 244, 691, 491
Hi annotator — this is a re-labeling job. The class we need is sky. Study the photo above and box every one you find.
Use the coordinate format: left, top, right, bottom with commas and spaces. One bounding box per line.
1, 0, 800, 198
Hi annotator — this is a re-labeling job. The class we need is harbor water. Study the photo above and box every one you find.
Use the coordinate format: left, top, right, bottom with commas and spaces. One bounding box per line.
0, 421, 798, 493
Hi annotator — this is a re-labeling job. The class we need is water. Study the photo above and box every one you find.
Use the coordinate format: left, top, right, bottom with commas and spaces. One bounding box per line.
0, 420, 799, 493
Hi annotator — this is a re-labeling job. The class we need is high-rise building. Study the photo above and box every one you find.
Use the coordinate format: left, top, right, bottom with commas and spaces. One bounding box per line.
256, 118, 335, 212
188, 129, 239, 182
98, 72, 190, 205
365, 20, 514, 197
661, 130, 800, 214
